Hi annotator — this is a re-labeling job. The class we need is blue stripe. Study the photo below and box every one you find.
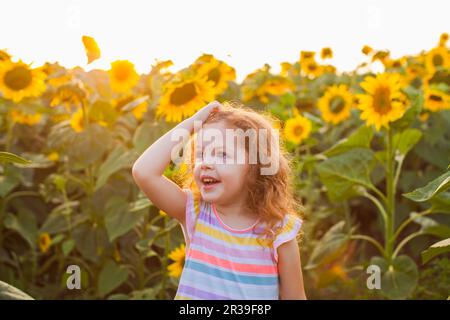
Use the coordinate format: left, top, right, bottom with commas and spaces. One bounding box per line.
185, 260, 278, 285
181, 269, 278, 299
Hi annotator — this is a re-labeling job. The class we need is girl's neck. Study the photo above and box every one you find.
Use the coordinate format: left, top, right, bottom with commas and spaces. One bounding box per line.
213, 202, 258, 220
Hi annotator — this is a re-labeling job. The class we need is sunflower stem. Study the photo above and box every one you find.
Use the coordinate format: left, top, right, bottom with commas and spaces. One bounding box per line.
385, 127, 395, 260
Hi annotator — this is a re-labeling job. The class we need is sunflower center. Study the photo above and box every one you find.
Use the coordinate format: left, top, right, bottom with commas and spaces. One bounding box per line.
208, 68, 221, 85
293, 125, 304, 137
170, 82, 197, 105
114, 66, 131, 82
429, 94, 443, 102
329, 96, 346, 113
4, 66, 32, 91
307, 63, 317, 71
432, 54, 444, 67
373, 86, 392, 114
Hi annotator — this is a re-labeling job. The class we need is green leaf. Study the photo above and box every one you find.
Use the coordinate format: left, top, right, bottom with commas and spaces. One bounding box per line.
104, 196, 143, 242
62, 239, 75, 256
120, 95, 149, 112
97, 260, 129, 297
393, 128, 422, 156
305, 221, 352, 269
89, 100, 119, 126
0, 165, 22, 197
129, 198, 152, 212
411, 213, 450, 238
40, 202, 87, 235
430, 192, 450, 214
95, 145, 135, 192
0, 152, 32, 165
403, 170, 450, 202
133, 122, 168, 154
72, 223, 100, 263
421, 238, 450, 264
4, 211, 38, 248
0, 281, 34, 300
67, 124, 113, 170
316, 148, 376, 201
370, 255, 418, 299
323, 125, 374, 157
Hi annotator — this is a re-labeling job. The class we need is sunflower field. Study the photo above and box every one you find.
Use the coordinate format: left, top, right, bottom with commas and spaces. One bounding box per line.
0, 33, 449, 300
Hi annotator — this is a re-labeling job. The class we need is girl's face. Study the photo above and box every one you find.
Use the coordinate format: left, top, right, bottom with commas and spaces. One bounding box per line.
193, 121, 250, 205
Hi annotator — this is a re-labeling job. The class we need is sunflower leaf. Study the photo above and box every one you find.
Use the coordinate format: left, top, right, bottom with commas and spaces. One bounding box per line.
421, 238, 450, 264
316, 148, 376, 201
403, 170, 450, 202
323, 125, 374, 157
393, 128, 422, 156
97, 260, 129, 297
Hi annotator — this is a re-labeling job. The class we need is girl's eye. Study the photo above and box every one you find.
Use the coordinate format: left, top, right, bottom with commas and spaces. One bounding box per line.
218, 151, 227, 159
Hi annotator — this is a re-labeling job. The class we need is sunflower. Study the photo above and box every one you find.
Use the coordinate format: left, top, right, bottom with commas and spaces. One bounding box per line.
423, 86, 450, 112
47, 151, 59, 162
70, 108, 85, 133
318, 84, 353, 124
10, 110, 42, 125
50, 84, 86, 111
301, 58, 323, 78
300, 51, 315, 61
0, 50, 11, 62
114, 95, 148, 120
322, 65, 336, 74
439, 32, 449, 47
38, 233, 52, 253
156, 70, 215, 122
0, 60, 46, 103
193, 54, 236, 96
425, 47, 450, 74
283, 115, 312, 144
108, 60, 139, 93
321, 47, 333, 60
280, 62, 294, 77
82, 35, 101, 64
371, 50, 390, 64
356, 73, 408, 131
167, 244, 186, 278
256, 77, 295, 103
362, 45, 373, 56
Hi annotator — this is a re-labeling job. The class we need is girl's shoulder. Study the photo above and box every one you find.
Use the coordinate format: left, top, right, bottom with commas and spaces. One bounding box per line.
272, 214, 303, 262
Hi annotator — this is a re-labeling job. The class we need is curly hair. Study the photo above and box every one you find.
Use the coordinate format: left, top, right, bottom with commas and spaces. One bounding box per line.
176, 100, 304, 247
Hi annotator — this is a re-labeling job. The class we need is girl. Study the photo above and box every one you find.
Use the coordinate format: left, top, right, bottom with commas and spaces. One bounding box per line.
132, 100, 306, 300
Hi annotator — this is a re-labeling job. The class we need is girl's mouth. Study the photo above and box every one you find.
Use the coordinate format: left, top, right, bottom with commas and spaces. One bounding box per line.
201, 176, 221, 191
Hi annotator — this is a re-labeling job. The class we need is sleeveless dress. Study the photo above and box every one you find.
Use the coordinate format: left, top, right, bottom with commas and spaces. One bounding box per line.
174, 188, 303, 300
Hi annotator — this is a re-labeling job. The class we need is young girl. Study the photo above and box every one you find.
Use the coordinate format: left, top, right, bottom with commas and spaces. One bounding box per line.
132, 100, 306, 300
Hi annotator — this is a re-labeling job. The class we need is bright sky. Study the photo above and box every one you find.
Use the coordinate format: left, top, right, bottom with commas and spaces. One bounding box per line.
1, 0, 448, 82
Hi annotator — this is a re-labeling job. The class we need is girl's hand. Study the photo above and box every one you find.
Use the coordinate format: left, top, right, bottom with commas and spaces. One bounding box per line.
191, 100, 223, 123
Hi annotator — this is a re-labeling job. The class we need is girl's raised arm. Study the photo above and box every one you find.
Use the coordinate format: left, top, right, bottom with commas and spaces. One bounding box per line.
131, 101, 222, 224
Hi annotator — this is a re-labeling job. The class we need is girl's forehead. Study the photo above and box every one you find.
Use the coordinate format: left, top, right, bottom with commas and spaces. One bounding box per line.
194, 124, 244, 149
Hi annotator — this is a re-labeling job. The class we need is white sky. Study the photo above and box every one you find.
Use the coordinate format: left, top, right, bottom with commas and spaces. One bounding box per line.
1, 0, 449, 82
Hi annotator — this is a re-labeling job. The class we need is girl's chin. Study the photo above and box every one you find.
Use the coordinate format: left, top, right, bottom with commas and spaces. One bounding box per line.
200, 184, 223, 199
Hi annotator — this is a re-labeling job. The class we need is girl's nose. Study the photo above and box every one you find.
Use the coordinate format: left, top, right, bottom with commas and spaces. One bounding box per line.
200, 153, 216, 169
200, 159, 214, 170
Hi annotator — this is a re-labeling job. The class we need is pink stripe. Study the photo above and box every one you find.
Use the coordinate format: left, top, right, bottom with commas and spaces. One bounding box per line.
190, 249, 278, 274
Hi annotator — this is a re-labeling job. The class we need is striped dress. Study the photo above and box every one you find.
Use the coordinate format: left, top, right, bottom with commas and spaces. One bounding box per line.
174, 188, 303, 300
